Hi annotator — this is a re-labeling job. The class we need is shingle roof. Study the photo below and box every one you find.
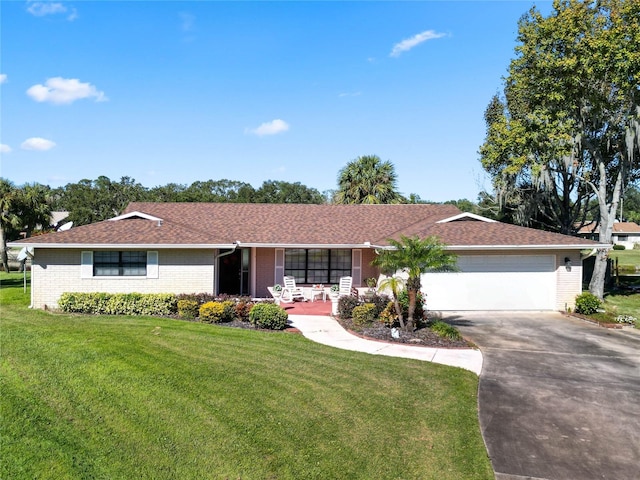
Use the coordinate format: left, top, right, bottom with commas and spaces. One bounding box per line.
14, 202, 603, 249
577, 221, 640, 234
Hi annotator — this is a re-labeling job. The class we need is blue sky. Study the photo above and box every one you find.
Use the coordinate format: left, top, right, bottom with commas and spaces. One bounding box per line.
1, 0, 552, 202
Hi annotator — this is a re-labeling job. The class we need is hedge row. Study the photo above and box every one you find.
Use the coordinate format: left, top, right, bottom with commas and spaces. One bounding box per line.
58, 292, 177, 316
58, 292, 289, 330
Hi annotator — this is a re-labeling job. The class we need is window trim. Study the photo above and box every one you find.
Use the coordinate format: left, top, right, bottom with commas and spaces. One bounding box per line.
284, 248, 352, 284
81, 250, 158, 279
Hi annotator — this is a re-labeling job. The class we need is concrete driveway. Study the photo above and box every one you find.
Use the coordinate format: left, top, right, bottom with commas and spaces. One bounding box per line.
447, 311, 640, 480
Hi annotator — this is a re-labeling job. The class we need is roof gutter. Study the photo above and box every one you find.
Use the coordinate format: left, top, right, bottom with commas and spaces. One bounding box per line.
7, 242, 239, 249
444, 244, 611, 251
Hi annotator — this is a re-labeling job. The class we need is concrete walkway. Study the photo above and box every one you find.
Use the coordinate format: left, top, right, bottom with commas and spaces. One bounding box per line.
288, 314, 483, 375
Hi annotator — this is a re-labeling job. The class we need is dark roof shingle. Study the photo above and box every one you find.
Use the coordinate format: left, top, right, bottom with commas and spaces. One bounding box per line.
15, 202, 602, 249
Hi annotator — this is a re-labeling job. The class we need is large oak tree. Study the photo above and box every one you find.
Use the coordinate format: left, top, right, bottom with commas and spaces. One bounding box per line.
480, 0, 640, 298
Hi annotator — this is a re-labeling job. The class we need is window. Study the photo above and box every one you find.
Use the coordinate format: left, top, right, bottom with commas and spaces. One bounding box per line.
285, 249, 351, 284
93, 251, 147, 276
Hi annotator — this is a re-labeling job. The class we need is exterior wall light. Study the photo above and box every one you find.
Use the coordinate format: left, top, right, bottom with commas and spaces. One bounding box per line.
564, 257, 572, 271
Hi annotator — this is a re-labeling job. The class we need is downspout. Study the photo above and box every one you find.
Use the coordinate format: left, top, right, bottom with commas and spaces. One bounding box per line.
214, 242, 240, 294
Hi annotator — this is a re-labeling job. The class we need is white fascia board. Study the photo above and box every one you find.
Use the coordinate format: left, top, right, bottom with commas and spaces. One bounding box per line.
436, 212, 498, 223
444, 243, 611, 251
109, 211, 163, 222
236, 243, 377, 249
7, 243, 236, 249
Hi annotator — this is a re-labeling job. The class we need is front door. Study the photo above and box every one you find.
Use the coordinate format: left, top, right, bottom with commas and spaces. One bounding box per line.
218, 249, 250, 296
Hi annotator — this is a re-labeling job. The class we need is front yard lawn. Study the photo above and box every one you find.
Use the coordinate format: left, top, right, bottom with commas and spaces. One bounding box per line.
608, 248, 640, 268
603, 291, 640, 326
0, 273, 492, 479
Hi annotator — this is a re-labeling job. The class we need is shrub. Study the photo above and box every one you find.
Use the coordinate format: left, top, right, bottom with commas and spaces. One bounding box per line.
176, 292, 216, 305
58, 292, 177, 316
220, 300, 237, 322
574, 292, 602, 315
249, 303, 289, 330
430, 320, 462, 341
199, 301, 226, 323
235, 300, 254, 321
58, 292, 110, 314
178, 299, 199, 319
338, 295, 360, 319
352, 303, 377, 326
364, 293, 390, 317
378, 301, 399, 328
612, 244, 626, 250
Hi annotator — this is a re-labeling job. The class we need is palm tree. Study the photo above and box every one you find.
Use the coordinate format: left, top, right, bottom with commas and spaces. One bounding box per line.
372, 235, 457, 331
377, 275, 406, 330
0, 179, 21, 272
335, 155, 403, 204
19, 183, 53, 238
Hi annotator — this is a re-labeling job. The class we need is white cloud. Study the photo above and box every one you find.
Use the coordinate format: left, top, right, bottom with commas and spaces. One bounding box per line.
246, 119, 290, 137
21, 137, 56, 151
180, 12, 195, 32
0, 144, 12, 153
390, 30, 446, 57
0, 74, 7, 84
27, 1, 77, 21
339, 91, 362, 98
27, 77, 107, 105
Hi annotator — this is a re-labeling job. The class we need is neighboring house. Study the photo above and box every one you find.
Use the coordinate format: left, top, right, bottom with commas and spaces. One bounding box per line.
10, 202, 607, 312
577, 221, 640, 250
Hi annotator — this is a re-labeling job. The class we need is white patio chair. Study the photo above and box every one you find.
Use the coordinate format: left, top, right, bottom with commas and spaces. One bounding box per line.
338, 276, 353, 297
280, 276, 307, 303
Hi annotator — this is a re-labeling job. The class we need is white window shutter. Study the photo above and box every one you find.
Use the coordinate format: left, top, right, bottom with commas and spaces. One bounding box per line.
147, 251, 159, 279
352, 249, 362, 286
81, 251, 93, 278
274, 249, 285, 285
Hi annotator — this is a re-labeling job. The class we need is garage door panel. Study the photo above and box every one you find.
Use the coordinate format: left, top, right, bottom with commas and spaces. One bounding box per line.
422, 255, 556, 310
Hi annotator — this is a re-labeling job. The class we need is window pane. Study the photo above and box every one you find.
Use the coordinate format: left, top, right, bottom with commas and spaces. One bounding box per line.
93, 251, 147, 276
287, 270, 306, 284
285, 249, 306, 270
330, 270, 351, 284
284, 248, 351, 285
308, 270, 328, 283
331, 250, 351, 269
95, 266, 119, 276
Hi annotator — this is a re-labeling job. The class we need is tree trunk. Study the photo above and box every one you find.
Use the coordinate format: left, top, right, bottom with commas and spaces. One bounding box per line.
392, 297, 405, 331
0, 227, 9, 273
588, 159, 620, 299
406, 288, 416, 332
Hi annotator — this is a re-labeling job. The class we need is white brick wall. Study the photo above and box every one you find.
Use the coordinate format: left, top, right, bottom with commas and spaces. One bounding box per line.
555, 250, 583, 311
32, 249, 215, 309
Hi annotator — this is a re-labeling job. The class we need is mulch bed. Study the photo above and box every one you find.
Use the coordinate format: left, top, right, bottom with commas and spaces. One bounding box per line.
336, 317, 473, 349
173, 315, 473, 348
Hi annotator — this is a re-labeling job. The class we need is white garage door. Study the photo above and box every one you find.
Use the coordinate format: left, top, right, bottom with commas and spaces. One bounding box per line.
422, 254, 556, 310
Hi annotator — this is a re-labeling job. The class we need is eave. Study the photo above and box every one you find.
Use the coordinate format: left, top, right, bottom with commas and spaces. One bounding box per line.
444, 243, 611, 251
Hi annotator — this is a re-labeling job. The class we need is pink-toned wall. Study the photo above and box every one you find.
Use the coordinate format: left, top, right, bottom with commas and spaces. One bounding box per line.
360, 249, 379, 283
254, 247, 276, 297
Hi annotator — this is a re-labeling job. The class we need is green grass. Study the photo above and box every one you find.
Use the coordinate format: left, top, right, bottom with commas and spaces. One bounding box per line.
608, 248, 640, 268
603, 292, 640, 321
0, 274, 492, 479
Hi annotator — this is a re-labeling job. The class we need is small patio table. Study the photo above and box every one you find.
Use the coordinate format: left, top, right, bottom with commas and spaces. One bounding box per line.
306, 285, 327, 302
